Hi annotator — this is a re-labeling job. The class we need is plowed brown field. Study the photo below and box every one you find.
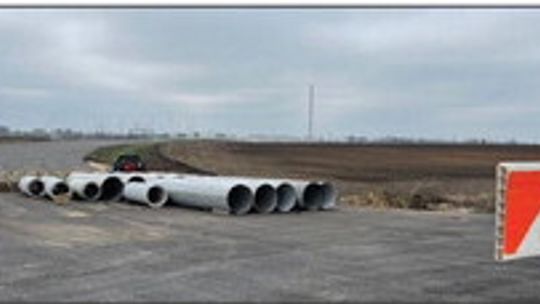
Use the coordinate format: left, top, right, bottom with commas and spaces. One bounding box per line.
90, 140, 540, 212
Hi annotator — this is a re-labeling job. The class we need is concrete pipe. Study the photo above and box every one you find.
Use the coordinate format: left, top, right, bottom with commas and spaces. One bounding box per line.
272, 182, 297, 212
112, 172, 183, 184
66, 178, 101, 201
227, 178, 295, 213
18, 176, 45, 197
97, 175, 123, 201
141, 172, 184, 182
241, 178, 298, 212
243, 178, 317, 212
251, 183, 277, 213
179, 174, 301, 213
180, 175, 277, 214
110, 173, 145, 202
158, 178, 253, 215
287, 180, 326, 211
127, 175, 145, 183
67, 172, 124, 201
41, 176, 71, 200
318, 181, 338, 210
67, 172, 106, 179
111, 172, 146, 184
123, 182, 168, 208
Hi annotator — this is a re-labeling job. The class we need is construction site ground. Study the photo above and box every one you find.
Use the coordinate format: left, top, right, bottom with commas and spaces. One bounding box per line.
1, 139, 540, 301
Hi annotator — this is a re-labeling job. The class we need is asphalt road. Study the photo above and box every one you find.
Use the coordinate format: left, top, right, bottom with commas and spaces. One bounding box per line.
1, 140, 540, 302
0, 139, 134, 172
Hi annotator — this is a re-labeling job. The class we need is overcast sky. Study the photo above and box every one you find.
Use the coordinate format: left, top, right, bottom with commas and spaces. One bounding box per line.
0, 9, 539, 140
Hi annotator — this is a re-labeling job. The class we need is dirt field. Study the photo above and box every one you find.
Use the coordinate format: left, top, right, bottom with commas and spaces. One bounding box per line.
87, 140, 540, 213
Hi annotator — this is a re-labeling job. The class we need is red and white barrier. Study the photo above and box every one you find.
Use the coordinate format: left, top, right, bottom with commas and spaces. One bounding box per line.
495, 162, 540, 261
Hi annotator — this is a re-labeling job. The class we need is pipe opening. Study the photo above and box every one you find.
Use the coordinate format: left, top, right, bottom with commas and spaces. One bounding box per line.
302, 183, 325, 210
100, 176, 124, 201
29, 180, 45, 196
52, 182, 70, 196
319, 182, 337, 209
128, 176, 145, 183
146, 186, 167, 207
253, 184, 277, 214
276, 183, 297, 212
227, 185, 252, 215
84, 183, 100, 200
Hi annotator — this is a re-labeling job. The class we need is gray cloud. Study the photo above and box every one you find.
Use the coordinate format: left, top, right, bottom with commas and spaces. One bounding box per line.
0, 9, 539, 140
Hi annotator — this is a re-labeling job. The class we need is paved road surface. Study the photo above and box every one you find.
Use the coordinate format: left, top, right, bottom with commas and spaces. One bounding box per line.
0, 140, 539, 302
0, 139, 133, 172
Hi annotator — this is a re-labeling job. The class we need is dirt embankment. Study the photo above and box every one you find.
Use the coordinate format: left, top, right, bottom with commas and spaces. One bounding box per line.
88, 140, 540, 212
84, 142, 212, 174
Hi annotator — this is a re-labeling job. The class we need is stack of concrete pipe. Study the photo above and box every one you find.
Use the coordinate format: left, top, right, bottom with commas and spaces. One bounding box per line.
18, 175, 71, 201
18, 171, 338, 215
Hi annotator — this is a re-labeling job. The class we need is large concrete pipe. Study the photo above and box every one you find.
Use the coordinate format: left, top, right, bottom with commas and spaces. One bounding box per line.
140, 172, 183, 182
179, 175, 277, 214
111, 172, 183, 184
251, 183, 277, 213
67, 178, 101, 201
178, 174, 299, 213
67, 172, 106, 179
202, 176, 311, 212
157, 178, 253, 215
67, 172, 124, 201
96, 175, 123, 201
287, 180, 326, 211
228, 179, 296, 213
41, 176, 71, 200
111, 172, 146, 183
270, 181, 297, 213
123, 182, 168, 208
240, 178, 297, 212
318, 181, 338, 210
18, 176, 45, 197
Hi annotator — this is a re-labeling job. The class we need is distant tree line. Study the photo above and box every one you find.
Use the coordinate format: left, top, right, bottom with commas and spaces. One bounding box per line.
344, 135, 519, 145
0, 124, 526, 145
0, 125, 234, 141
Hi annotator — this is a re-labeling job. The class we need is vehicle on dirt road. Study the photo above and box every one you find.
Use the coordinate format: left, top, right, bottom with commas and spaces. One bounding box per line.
112, 154, 146, 172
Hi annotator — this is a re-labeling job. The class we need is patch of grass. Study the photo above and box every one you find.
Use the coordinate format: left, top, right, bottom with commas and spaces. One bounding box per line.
342, 188, 494, 213
84, 142, 211, 173
0, 180, 10, 192
84, 143, 156, 165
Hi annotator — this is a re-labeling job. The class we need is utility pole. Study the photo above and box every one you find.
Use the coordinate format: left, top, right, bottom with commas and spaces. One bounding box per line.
308, 84, 314, 141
